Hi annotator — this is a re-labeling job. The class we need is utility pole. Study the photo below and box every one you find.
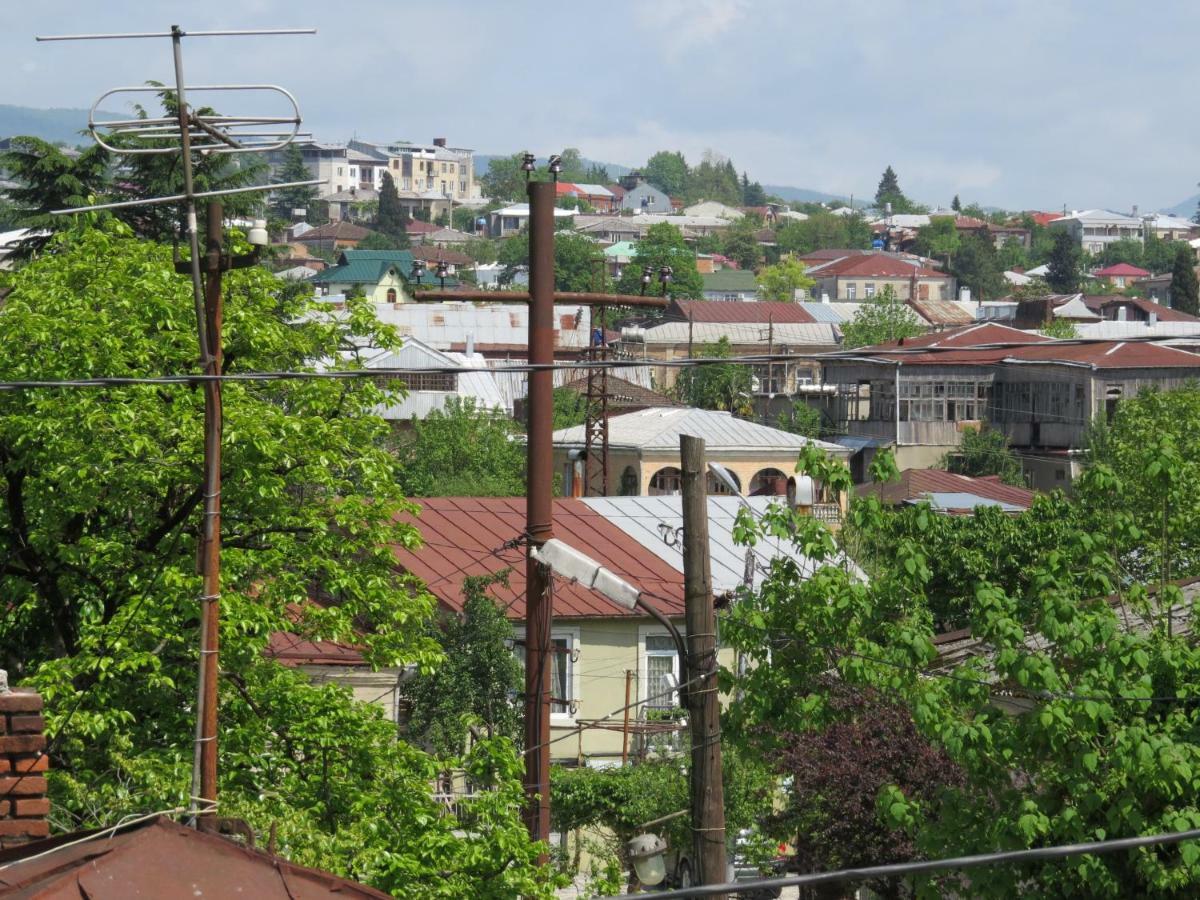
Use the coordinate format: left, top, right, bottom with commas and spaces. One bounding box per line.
523, 178, 555, 849
680, 435, 726, 896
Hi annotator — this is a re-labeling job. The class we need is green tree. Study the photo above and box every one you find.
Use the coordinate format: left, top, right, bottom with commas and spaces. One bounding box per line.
1045, 230, 1082, 293
758, 257, 814, 301
840, 285, 924, 348
584, 162, 611, 184
952, 232, 1006, 300
1169, 245, 1199, 315
775, 401, 826, 438
941, 425, 1024, 486
776, 212, 873, 255
616, 222, 703, 299
375, 171, 410, 247
0, 136, 111, 258
719, 217, 763, 270
676, 336, 752, 413
480, 152, 546, 202
557, 147, 587, 182
1039, 317, 1079, 339
271, 142, 319, 222
495, 231, 609, 292
404, 573, 524, 757
874, 165, 916, 212
951, 194, 962, 212
1097, 237, 1145, 270
0, 224, 555, 896
393, 397, 526, 497
914, 216, 961, 266
742, 173, 768, 207
356, 230, 406, 252
552, 385, 588, 429
643, 151, 689, 197
686, 151, 742, 205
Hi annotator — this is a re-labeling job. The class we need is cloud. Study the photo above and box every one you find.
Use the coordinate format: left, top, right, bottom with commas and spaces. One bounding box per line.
634, 0, 748, 58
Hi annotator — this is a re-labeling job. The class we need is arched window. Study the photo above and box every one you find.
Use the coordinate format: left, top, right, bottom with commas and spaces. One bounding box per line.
386, 287, 398, 302
648, 467, 682, 496
749, 468, 788, 496
619, 466, 639, 496
706, 469, 740, 495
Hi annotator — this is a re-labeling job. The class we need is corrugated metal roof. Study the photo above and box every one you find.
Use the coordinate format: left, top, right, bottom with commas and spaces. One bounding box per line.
672, 299, 816, 324
0, 816, 389, 898
581, 496, 835, 593
365, 340, 508, 417
798, 302, 846, 323
908, 298, 975, 326
921, 491, 1025, 513
641, 321, 840, 347
701, 270, 759, 293
863, 468, 1035, 509
1076, 321, 1200, 339
552, 407, 848, 453
368, 302, 592, 351
391, 498, 686, 619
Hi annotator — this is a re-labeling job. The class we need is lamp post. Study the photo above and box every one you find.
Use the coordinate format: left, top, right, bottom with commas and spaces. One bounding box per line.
659, 265, 674, 296
435, 259, 449, 290
640, 265, 654, 296
410, 258, 426, 287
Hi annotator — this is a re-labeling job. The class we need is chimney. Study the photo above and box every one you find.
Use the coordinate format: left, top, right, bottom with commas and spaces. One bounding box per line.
1149, 311, 1158, 327
959, 286, 972, 303
1116, 306, 1127, 322
432, 137, 447, 148
0, 673, 50, 847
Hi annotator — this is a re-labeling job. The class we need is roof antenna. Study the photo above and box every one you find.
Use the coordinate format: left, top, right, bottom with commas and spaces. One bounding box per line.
35, 23, 320, 830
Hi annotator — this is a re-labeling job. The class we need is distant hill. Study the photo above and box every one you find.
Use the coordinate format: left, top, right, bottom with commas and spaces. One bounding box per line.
0, 105, 124, 146
762, 184, 862, 206
1164, 194, 1199, 220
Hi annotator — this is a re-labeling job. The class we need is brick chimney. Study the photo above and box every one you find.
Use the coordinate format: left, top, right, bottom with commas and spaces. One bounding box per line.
0, 672, 50, 847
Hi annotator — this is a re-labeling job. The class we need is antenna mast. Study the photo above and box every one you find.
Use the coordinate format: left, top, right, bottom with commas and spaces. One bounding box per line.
36, 24, 319, 826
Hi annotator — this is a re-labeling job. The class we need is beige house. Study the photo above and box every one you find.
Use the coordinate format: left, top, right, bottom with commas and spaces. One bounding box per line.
807, 252, 954, 302
552, 407, 850, 501
311, 250, 413, 303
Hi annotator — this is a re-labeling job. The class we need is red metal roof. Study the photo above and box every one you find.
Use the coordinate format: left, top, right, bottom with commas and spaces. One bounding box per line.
860, 468, 1035, 509
1084, 295, 1200, 322
810, 253, 948, 279
391, 498, 686, 620
266, 630, 367, 667
1027, 211, 1062, 227
907, 298, 975, 326
0, 816, 390, 898
669, 299, 816, 324
863, 322, 1050, 351
1093, 263, 1151, 277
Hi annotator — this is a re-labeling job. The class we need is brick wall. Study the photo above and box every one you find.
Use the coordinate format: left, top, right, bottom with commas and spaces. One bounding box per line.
0, 689, 49, 847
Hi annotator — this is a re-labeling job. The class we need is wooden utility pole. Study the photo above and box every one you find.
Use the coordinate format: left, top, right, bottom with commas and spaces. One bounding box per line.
621, 669, 633, 765
680, 435, 727, 896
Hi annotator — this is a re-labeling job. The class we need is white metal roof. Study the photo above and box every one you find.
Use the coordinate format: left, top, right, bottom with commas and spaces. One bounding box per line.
582, 495, 860, 593
553, 407, 848, 453
639, 321, 841, 347
492, 204, 577, 218
364, 339, 508, 418
367, 301, 592, 350
1075, 321, 1200, 340
1050, 209, 1141, 225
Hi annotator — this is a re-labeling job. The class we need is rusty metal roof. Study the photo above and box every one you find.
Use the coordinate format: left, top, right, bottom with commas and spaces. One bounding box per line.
859, 468, 1035, 511
0, 815, 390, 899
392, 498, 686, 619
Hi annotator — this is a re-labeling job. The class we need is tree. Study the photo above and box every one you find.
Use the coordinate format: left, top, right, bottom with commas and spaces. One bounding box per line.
404, 573, 524, 757
686, 151, 742, 205
0, 224, 555, 896
776, 212, 873, 255
616, 222, 704, 299
557, 147, 587, 183
775, 401, 826, 438
914, 217, 960, 266
742, 173, 768, 207
480, 152, 545, 202
495, 231, 609, 292
951, 194, 962, 212
643, 151, 689, 198
393, 398, 526, 497
1040, 317, 1079, 339
271, 142, 319, 222
758, 257, 814, 301
676, 336, 752, 413
374, 171, 410, 247
951, 232, 1005, 300
1170, 245, 1199, 316
552, 385, 588, 429
584, 162, 611, 184
874, 165, 914, 212
719, 217, 763, 270
0, 136, 111, 258
356, 231, 406, 252
840, 285, 924, 349
941, 425, 1024, 486
1045, 230, 1082, 293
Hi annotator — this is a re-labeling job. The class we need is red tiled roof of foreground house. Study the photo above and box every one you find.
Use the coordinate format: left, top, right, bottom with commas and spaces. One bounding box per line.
859, 468, 1035, 510
1093, 263, 1151, 278
391, 498, 686, 619
670, 299, 816, 324
809, 253, 948, 279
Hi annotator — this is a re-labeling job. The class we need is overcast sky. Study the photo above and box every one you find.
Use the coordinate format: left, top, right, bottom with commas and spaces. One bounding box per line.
4, 0, 1198, 212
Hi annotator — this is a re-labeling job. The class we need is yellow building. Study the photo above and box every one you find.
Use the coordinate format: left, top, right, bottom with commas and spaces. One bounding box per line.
311, 250, 414, 303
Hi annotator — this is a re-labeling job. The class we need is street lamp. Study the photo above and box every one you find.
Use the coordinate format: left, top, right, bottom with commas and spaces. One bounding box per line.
548, 154, 563, 184
627, 832, 669, 887
658, 265, 673, 296
640, 265, 654, 296
521, 151, 536, 181
410, 259, 426, 285
435, 259, 449, 290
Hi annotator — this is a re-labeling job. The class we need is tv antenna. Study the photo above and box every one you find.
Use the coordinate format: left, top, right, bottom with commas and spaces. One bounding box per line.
35, 24, 321, 828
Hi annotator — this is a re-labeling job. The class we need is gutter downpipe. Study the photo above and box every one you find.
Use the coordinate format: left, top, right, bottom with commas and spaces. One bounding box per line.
894, 361, 902, 447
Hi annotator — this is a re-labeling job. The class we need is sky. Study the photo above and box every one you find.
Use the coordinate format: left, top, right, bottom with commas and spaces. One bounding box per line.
3, 0, 1199, 213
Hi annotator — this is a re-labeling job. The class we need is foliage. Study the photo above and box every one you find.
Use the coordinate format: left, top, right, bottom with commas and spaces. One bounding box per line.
718, 217, 763, 270
393, 397, 525, 497
685, 151, 742, 206
951, 194, 962, 212
616, 223, 704, 299
766, 680, 965, 896
496, 231, 610, 292
840, 285, 924, 349
776, 211, 873, 255
404, 573, 524, 757
775, 401, 826, 439
376, 172, 410, 247
464, 238, 498, 265
0, 135, 111, 258
914, 217, 960, 264
643, 151, 689, 198
0, 223, 554, 896
675, 336, 752, 413
357, 230, 408, 252
552, 386, 588, 429
480, 152, 541, 202
757, 257, 814, 301
742, 172, 768, 207
726, 445, 1200, 898
271, 142, 320, 223
1040, 317, 1079, 339
951, 233, 1006, 300
1045, 230, 1082, 293
942, 425, 1025, 487
1170, 246, 1199, 316
874, 165, 921, 214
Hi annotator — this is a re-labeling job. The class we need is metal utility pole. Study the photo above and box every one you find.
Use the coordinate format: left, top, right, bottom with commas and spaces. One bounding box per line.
680, 435, 727, 897
523, 178, 555, 848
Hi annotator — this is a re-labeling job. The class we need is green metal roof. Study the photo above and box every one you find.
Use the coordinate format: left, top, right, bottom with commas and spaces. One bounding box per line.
701, 269, 759, 293
312, 249, 415, 285
603, 240, 638, 258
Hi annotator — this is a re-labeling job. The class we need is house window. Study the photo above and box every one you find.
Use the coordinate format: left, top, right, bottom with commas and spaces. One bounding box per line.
846, 283, 857, 300
376, 371, 457, 392
441, 162, 448, 173
644, 635, 680, 710
426, 177, 434, 189
386, 288, 397, 302
441, 180, 447, 193
865, 283, 876, 298
336, 166, 344, 176
648, 466, 682, 495
513, 629, 578, 718
402, 178, 410, 190
349, 167, 357, 178
460, 180, 467, 194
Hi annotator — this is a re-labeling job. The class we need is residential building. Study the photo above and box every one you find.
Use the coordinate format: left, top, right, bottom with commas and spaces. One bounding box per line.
859, 468, 1035, 514
1144, 213, 1199, 242
1092, 262, 1150, 289
821, 322, 1200, 489
682, 200, 744, 219
311, 249, 414, 302
488, 203, 576, 237
618, 175, 673, 214
421, 226, 479, 246
363, 338, 507, 421
807, 252, 954, 302
323, 186, 378, 223
360, 137, 479, 201
573, 214, 731, 241
552, 407, 850, 499
291, 220, 376, 252
1049, 209, 1143, 254
1012, 294, 1102, 329
408, 243, 474, 275
701, 269, 758, 301
602, 239, 637, 278
907, 297, 976, 330
556, 182, 618, 213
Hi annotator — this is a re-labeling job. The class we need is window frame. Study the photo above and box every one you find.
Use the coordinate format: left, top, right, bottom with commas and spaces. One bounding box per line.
512, 625, 580, 724
639, 625, 683, 711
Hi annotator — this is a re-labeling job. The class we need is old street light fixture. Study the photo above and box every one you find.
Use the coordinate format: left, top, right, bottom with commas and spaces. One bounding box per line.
640, 265, 654, 296
521, 151, 536, 180
658, 265, 673, 295
627, 832, 669, 887
435, 260, 449, 289
410, 258, 426, 285
548, 154, 563, 183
